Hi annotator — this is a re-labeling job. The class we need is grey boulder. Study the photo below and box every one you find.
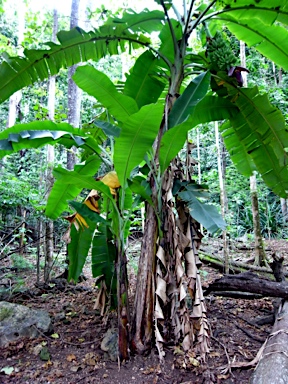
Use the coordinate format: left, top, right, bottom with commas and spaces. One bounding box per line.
0, 301, 52, 347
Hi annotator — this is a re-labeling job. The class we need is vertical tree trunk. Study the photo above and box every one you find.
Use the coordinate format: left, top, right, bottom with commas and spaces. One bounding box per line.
250, 173, 267, 266
131, 203, 158, 353
215, 121, 229, 273
8, 3, 25, 255
6, 2, 24, 128
67, 0, 82, 170
44, 9, 58, 283
280, 198, 288, 224
240, 41, 267, 267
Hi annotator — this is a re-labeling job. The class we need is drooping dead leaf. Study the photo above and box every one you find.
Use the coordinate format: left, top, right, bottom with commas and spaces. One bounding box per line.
64, 212, 89, 230
100, 171, 120, 195
84, 190, 100, 213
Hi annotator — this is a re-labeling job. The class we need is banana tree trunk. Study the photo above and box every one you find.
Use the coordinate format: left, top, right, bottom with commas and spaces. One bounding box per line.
131, 203, 158, 353
116, 242, 130, 360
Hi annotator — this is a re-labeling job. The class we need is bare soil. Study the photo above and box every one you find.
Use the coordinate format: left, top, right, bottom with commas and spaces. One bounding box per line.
0, 238, 287, 384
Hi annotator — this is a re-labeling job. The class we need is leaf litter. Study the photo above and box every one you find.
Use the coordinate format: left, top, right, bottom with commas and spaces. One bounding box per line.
0, 238, 282, 383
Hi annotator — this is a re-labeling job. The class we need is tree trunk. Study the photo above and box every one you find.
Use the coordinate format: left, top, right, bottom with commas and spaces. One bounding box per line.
240, 41, 267, 267
131, 203, 158, 353
215, 121, 229, 273
250, 173, 267, 266
131, 16, 210, 357
250, 300, 288, 383
44, 9, 58, 283
280, 198, 288, 224
6, 2, 25, 128
67, 0, 82, 170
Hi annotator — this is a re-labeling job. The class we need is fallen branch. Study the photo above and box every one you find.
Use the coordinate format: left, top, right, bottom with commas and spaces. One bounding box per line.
199, 250, 288, 277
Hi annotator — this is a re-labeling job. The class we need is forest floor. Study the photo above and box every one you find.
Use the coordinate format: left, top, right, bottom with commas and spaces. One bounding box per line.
0, 237, 288, 384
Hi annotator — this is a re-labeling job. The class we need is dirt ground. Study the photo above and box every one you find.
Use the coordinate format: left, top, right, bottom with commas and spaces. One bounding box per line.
0, 238, 287, 384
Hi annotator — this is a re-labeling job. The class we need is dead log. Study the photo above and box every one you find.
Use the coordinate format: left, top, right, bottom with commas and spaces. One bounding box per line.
205, 271, 288, 299
250, 300, 288, 383
199, 250, 288, 278
209, 291, 262, 299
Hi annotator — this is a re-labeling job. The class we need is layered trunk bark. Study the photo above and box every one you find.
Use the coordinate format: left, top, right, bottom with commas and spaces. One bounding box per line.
131, 204, 158, 353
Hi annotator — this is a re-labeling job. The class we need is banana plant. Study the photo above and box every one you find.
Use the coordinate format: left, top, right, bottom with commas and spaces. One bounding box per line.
1, 0, 288, 361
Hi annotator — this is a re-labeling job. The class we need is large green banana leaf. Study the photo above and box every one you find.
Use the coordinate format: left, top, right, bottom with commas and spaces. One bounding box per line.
168, 71, 211, 129
68, 216, 97, 282
114, 103, 163, 187
46, 156, 101, 219
219, 120, 256, 176
0, 18, 153, 104
0, 121, 96, 158
92, 224, 117, 306
124, 51, 166, 108
73, 65, 138, 122
176, 183, 226, 234
220, 79, 288, 197
214, 0, 288, 25
159, 96, 238, 171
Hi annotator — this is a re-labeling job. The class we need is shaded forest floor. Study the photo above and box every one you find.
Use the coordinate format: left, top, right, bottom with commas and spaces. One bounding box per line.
1, 237, 287, 383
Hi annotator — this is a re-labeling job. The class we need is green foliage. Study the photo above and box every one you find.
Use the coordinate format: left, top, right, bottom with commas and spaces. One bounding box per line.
124, 51, 165, 108
68, 217, 97, 282
175, 181, 226, 234
46, 157, 101, 219
11, 254, 34, 270
0, 121, 94, 158
114, 103, 163, 187
92, 224, 117, 306
73, 65, 139, 123
219, 79, 288, 197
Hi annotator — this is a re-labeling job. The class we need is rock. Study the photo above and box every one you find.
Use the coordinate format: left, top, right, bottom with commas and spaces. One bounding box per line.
0, 301, 52, 347
101, 328, 118, 361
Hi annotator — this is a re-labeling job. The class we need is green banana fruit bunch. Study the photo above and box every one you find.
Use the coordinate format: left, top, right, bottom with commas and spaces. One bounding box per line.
206, 31, 238, 72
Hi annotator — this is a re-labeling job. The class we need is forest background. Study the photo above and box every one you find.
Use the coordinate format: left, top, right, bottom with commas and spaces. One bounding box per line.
1, 0, 287, 265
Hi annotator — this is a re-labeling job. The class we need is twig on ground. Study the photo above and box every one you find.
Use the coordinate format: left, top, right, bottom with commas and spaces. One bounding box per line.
211, 335, 234, 377
234, 324, 265, 343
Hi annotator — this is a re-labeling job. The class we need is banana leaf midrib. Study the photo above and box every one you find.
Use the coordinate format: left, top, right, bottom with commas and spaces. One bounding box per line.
218, 76, 288, 164
202, 6, 288, 24
0, 34, 150, 103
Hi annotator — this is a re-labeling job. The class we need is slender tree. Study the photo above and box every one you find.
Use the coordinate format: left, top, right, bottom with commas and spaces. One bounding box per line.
7, 2, 25, 254
240, 41, 267, 266
67, 0, 82, 170
44, 9, 59, 282
215, 121, 229, 273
